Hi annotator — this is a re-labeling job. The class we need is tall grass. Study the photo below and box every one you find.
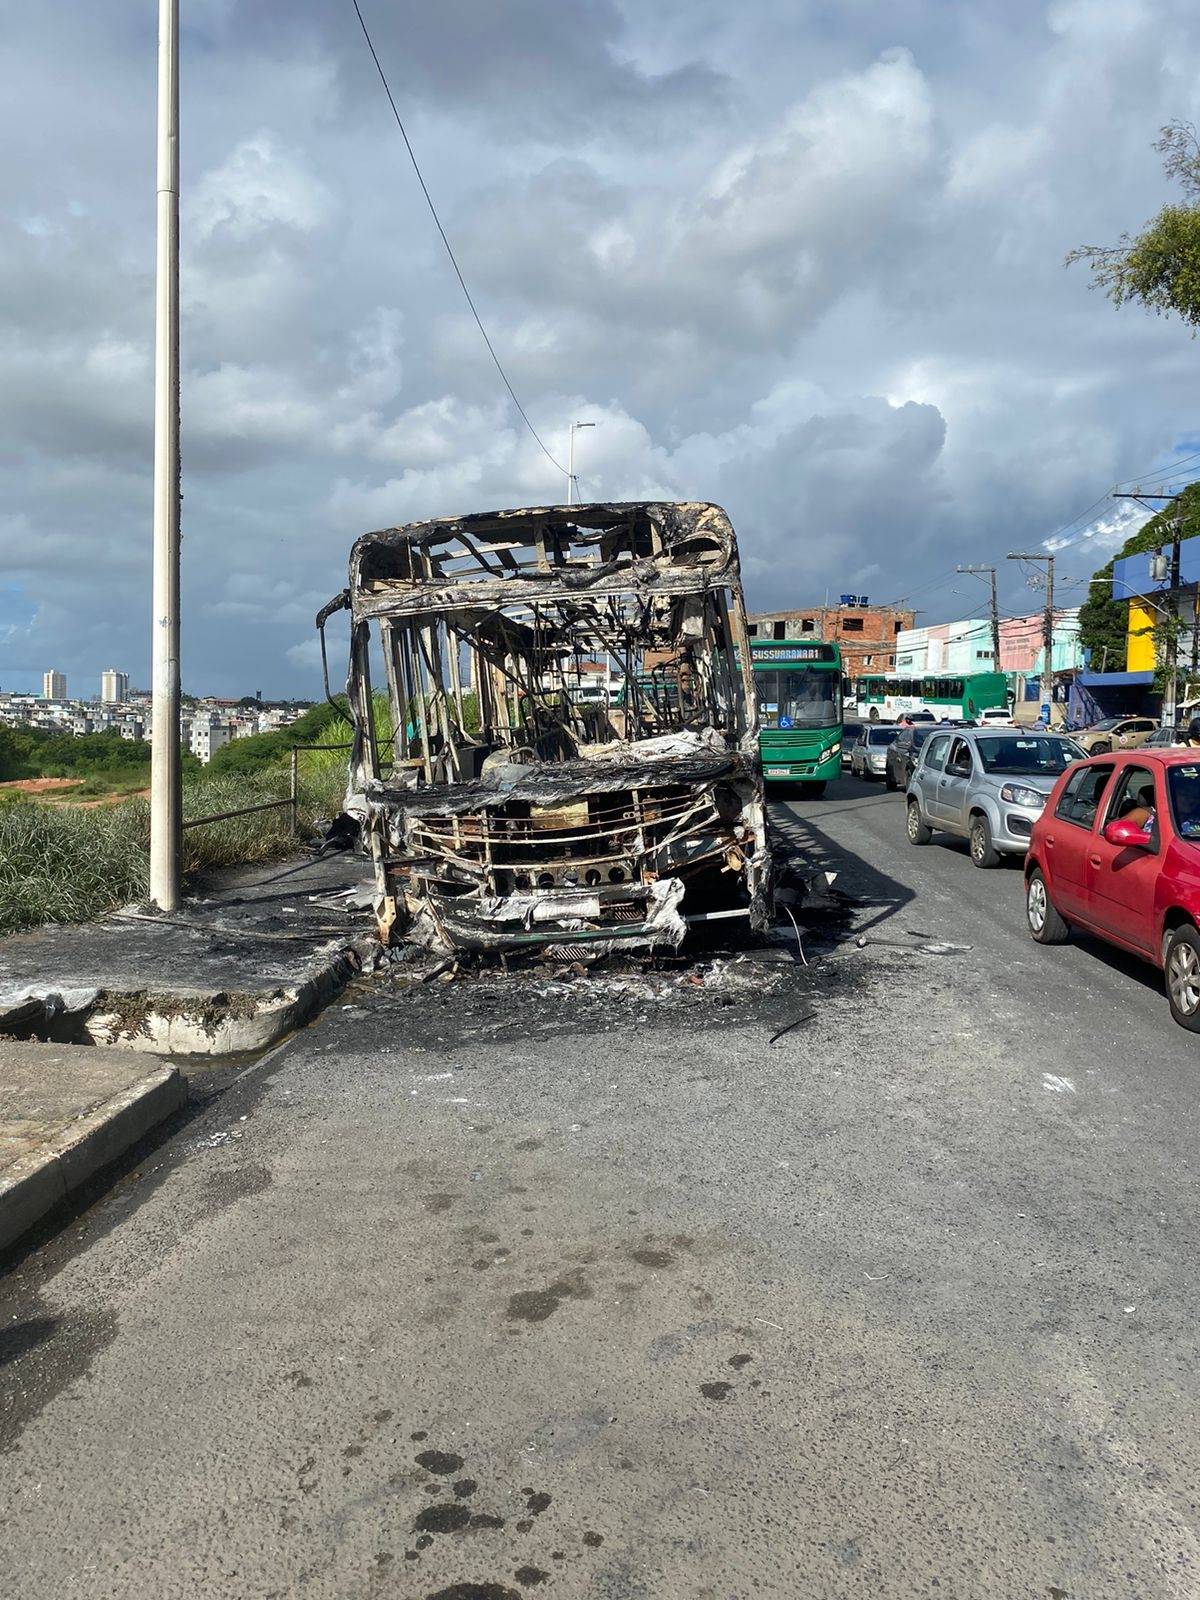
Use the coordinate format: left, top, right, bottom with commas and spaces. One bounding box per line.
0, 688, 457, 936
0, 755, 350, 937
0, 795, 152, 935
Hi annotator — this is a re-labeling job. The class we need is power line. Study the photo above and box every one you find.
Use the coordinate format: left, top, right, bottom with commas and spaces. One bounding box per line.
348, 0, 569, 478
1114, 443, 1200, 489
1041, 448, 1200, 557
876, 568, 963, 608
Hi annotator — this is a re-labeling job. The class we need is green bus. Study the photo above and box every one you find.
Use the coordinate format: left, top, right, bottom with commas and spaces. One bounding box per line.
751, 639, 843, 795
855, 670, 1009, 723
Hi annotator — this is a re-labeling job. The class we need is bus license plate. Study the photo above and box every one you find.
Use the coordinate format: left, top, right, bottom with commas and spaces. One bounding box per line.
765, 766, 791, 776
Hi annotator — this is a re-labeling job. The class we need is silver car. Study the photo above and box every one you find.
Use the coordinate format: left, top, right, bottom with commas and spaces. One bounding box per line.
850, 724, 899, 780
905, 728, 1085, 866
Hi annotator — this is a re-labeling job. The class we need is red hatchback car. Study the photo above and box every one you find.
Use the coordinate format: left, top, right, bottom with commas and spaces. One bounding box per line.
1025, 749, 1200, 1029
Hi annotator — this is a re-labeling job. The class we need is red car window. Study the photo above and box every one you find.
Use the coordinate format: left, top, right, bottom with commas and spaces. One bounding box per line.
1055, 763, 1114, 828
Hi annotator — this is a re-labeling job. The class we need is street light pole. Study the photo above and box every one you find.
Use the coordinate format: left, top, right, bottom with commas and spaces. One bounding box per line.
566, 420, 595, 506
150, 0, 181, 910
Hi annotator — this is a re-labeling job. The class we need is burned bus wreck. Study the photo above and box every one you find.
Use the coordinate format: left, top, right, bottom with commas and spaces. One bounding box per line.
317, 501, 771, 955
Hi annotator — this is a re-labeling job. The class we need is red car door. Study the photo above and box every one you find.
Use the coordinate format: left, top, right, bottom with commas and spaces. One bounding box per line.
1041, 760, 1116, 923
1085, 761, 1163, 955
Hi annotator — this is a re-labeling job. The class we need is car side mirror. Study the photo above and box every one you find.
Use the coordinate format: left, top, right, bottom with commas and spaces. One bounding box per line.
1104, 817, 1152, 849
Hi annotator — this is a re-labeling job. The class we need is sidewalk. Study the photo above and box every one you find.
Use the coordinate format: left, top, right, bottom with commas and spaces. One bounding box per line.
0, 851, 379, 1055
0, 1041, 186, 1253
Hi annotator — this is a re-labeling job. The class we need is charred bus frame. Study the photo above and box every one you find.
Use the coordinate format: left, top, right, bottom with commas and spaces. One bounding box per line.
316, 501, 770, 955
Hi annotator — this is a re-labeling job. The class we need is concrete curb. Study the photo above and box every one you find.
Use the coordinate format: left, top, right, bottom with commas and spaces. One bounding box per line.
0, 934, 378, 1057
0, 1064, 187, 1254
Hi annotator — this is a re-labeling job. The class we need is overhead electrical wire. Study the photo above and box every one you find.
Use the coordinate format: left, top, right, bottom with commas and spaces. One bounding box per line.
349, 0, 570, 478
1038, 447, 1200, 557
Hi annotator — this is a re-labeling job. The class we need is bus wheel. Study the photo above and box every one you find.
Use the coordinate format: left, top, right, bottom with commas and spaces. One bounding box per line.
799, 781, 826, 799
869, 706, 880, 723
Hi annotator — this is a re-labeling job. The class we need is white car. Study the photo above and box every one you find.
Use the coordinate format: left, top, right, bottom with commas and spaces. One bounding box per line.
978, 707, 1014, 726
850, 724, 900, 779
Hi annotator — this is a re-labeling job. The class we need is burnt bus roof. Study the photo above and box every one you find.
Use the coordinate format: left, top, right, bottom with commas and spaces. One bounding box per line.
348, 501, 739, 622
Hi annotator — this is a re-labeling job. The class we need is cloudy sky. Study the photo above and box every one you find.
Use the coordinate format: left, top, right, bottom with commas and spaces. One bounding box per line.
2, 0, 1199, 697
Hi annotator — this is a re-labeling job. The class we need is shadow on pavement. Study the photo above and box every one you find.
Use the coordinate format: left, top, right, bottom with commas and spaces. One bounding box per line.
770, 801, 916, 938
1067, 927, 1169, 1002
0, 1315, 58, 1368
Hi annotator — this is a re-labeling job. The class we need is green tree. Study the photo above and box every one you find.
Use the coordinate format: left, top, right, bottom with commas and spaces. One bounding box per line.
1067, 123, 1200, 329
1078, 481, 1200, 668
207, 700, 345, 776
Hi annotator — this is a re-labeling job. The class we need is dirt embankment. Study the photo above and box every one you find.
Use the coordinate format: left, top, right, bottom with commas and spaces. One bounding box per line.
0, 776, 150, 808
0, 777, 82, 795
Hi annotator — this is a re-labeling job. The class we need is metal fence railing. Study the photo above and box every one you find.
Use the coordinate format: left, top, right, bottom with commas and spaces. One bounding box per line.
181, 743, 353, 836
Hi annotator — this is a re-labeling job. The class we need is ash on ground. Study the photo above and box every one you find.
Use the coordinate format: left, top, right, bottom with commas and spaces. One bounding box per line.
352, 903, 860, 1047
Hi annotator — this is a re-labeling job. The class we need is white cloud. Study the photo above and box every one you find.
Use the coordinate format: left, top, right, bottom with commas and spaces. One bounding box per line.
187, 132, 332, 242
5, 0, 1200, 695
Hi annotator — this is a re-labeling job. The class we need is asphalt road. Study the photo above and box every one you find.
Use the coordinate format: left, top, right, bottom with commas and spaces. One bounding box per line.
3, 773, 1200, 1599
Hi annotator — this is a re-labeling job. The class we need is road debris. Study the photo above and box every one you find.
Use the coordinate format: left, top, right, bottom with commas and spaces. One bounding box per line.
769, 1010, 816, 1045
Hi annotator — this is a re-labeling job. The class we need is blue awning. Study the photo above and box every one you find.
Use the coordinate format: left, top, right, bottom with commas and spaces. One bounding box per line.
1077, 671, 1154, 688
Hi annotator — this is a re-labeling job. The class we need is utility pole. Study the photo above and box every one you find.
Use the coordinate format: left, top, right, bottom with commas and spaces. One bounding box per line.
1007, 553, 1055, 723
956, 564, 1001, 674
566, 420, 594, 506
1114, 489, 1184, 728
150, 0, 181, 910
1168, 501, 1183, 727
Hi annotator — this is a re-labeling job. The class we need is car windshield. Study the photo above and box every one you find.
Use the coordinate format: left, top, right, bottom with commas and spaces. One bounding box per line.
1091, 718, 1123, 731
869, 728, 899, 746
975, 735, 1083, 776
911, 728, 932, 747
1168, 764, 1200, 840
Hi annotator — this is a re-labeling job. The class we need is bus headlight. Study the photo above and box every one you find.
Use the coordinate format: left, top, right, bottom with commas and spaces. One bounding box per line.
827, 743, 841, 758
1000, 783, 1045, 809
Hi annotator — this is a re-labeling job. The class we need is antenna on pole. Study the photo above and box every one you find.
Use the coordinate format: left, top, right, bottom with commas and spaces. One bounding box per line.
150, 0, 181, 910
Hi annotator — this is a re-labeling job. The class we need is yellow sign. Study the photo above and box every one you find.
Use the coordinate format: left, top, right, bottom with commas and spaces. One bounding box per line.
1126, 601, 1157, 672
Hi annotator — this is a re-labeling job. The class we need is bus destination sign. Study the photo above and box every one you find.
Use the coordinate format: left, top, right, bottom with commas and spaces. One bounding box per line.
753, 643, 837, 663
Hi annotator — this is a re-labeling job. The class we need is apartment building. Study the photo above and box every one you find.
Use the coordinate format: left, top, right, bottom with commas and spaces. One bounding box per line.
42, 669, 66, 700
100, 669, 130, 704
190, 719, 232, 764
746, 602, 916, 680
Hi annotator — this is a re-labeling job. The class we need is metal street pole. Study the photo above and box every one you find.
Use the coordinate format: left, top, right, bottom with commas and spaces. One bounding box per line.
150, 0, 181, 910
566, 420, 595, 506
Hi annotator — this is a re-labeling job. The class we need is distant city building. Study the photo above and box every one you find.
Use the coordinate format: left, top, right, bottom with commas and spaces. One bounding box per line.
746, 603, 916, 680
190, 719, 231, 764
101, 669, 130, 704
42, 669, 66, 700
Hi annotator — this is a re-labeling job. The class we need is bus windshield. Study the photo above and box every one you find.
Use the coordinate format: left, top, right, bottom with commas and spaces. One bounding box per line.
755, 668, 840, 729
